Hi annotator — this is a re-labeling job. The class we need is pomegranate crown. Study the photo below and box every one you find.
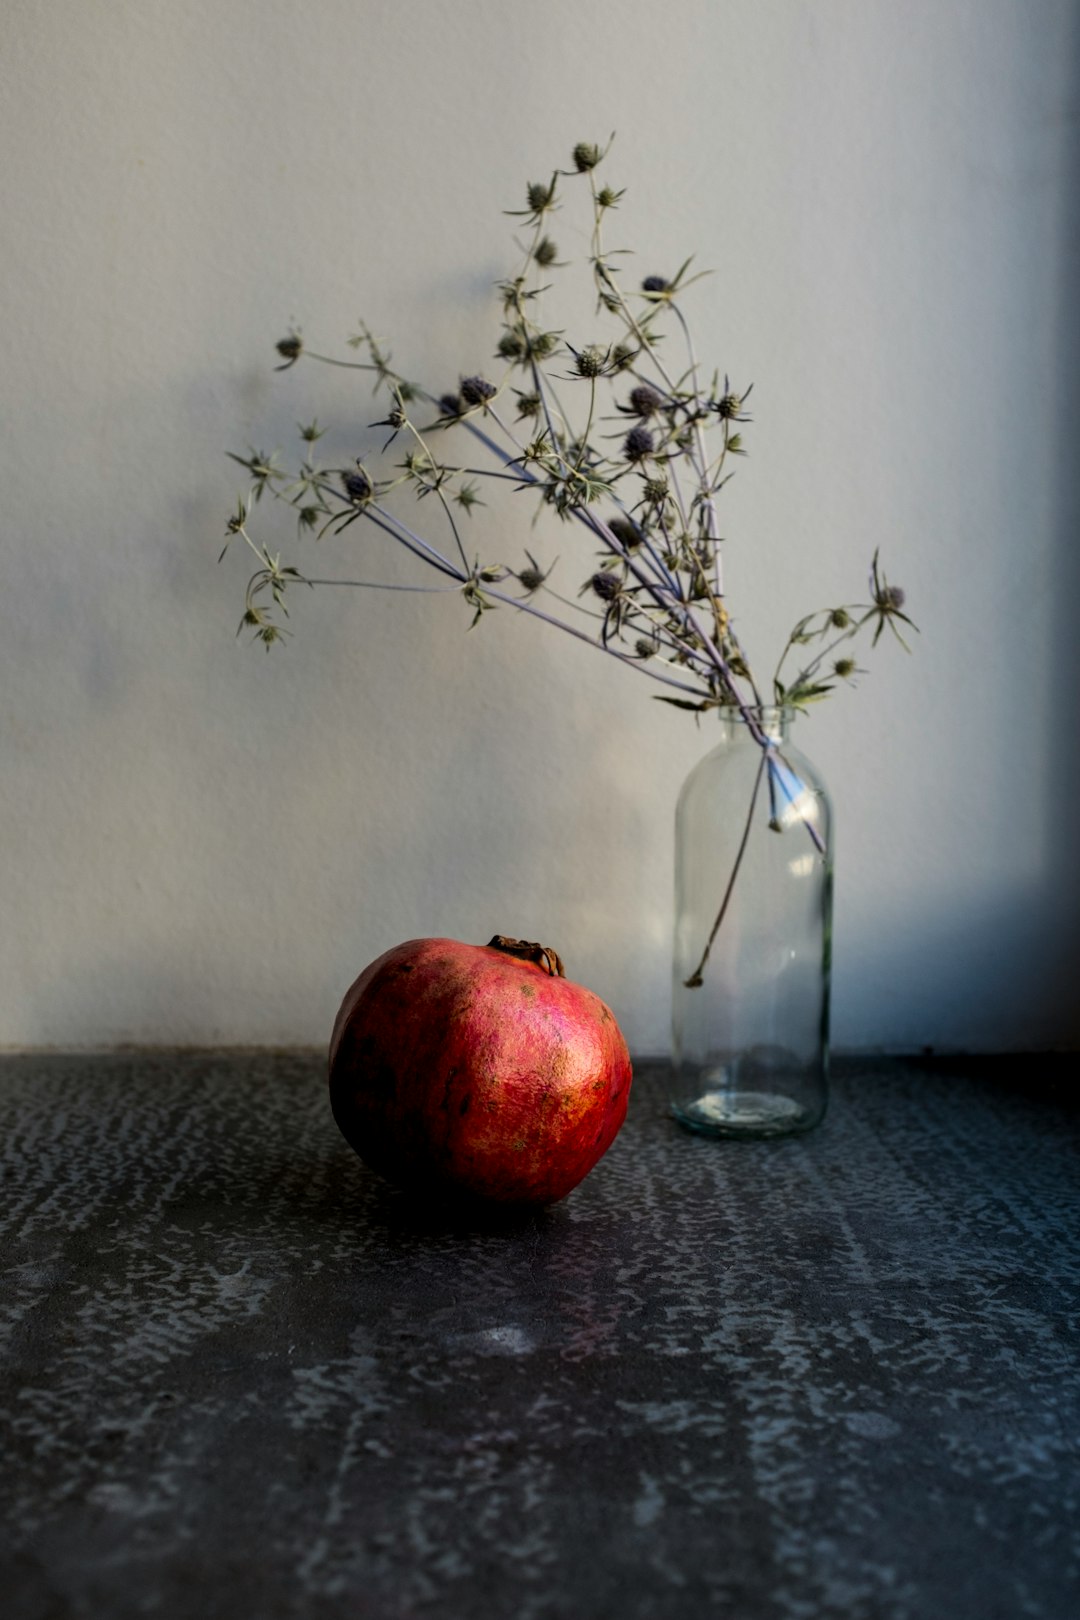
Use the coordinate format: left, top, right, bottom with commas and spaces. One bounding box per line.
486, 935, 566, 978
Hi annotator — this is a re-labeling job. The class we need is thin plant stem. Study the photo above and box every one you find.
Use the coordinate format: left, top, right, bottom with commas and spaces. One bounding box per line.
318, 491, 718, 700
401, 413, 470, 574
775, 611, 874, 690
478, 581, 714, 695
305, 352, 380, 372
572, 375, 598, 473
671, 301, 722, 563
360, 502, 464, 580
683, 751, 767, 988
305, 578, 464, 593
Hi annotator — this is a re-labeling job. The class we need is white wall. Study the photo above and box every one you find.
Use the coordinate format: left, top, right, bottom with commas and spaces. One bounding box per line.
2, 0, 1078, 1054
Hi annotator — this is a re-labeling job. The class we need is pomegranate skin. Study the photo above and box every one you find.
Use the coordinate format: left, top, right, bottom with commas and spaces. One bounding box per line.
329, 938, 632, 1205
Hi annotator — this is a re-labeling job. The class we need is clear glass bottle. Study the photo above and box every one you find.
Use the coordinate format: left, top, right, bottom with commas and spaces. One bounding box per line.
671, 706, 833, 1138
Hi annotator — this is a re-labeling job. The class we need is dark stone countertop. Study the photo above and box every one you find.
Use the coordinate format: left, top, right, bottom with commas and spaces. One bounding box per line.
1, 1052, 1077, 1620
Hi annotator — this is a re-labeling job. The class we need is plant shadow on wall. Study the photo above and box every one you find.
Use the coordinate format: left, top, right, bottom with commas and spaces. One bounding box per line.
214, 310, 656, 996
218, 139, 916, 1050
11, 360, 591, 1045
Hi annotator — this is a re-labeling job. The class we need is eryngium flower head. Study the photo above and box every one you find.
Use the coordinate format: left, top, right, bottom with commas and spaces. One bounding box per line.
608, 517, 643, 550
610, 342, 636, 371
534, 236, 559, 267
590, 571, 621, 601
628, 384, 663, 417
515, 548, 550, 594
275, 334, 303, 369
528, 330, 559, 360
641, 275, 670, 294
623, 426, 655, 461
526, 179, 556, 214
497, 329, 526, 361
342, 466, 372, 504
868, 550, 915, 648
717, 392, 748, 420
572, 142, 602, 172
830, 608, 852, 629
834, 657, 857, 678
460, 375, 497, 407
439, 393, 463, 417
571, 344, 606, 378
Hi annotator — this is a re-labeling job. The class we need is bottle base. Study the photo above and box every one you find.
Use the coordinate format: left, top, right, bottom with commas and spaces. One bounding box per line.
671, 1087, 823, 1139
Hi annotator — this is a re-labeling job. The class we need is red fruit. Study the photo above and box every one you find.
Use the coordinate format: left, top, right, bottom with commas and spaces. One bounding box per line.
329, 936, 632, 1206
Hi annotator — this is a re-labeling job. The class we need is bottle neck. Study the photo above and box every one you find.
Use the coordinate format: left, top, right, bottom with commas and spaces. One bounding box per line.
715, 704, 795, 744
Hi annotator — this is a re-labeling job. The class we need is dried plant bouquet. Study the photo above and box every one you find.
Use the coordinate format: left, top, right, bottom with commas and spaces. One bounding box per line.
221, 139, 914, 983
224, 139, 912, 691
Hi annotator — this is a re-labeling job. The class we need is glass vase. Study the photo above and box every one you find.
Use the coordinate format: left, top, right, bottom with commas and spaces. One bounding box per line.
671, 705, 833, 1138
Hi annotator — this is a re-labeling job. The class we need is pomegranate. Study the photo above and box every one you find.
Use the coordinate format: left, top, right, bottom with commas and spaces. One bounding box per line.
329, 936, 632, 1205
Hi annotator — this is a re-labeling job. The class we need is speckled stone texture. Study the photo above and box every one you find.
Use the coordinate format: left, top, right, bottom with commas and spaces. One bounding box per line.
1, 1053, 1077, 1620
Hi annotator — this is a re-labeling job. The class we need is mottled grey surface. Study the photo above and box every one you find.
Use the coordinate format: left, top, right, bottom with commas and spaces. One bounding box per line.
0, 1053, 1077, 1620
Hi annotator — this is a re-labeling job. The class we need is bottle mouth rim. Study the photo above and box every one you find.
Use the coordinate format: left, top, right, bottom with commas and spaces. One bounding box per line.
717, 703, 796, 725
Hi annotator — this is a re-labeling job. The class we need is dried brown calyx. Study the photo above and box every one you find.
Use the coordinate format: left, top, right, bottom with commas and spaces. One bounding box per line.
486, 936, 566, 979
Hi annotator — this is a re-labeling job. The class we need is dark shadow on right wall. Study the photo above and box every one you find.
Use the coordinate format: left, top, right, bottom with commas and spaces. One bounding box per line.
1047, 4, 1080, 1048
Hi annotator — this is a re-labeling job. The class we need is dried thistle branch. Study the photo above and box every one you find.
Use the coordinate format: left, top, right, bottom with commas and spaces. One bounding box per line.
221, 138, 914, 730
